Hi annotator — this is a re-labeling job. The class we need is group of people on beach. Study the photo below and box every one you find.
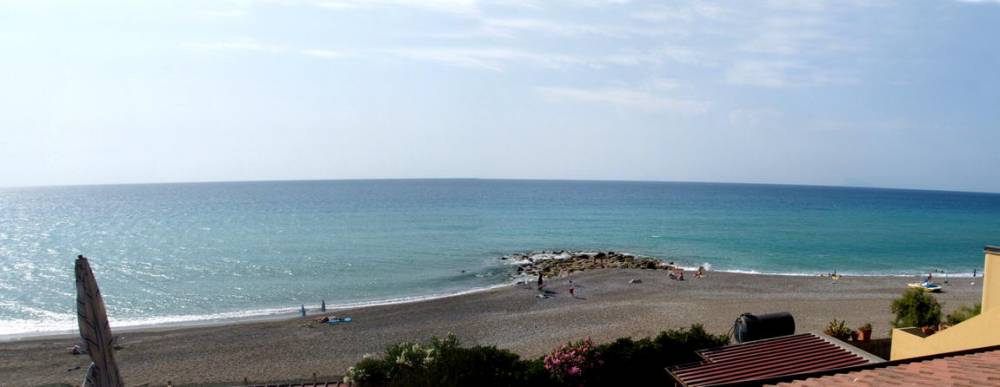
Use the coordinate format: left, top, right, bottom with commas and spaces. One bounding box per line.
535, 272, 578, 298
668, 265, 707, 281
532, 262, 708, 300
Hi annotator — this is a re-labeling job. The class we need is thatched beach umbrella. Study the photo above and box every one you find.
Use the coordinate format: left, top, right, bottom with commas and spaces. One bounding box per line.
75, 255, 124, 387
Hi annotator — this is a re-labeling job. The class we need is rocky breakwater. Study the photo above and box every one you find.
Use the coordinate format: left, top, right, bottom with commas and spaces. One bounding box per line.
503, 251, 673, 279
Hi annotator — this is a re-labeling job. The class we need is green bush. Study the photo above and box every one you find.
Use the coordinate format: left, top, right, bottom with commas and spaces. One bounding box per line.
586, 324, 730, 386
344, 355, 390, 386
344, 334, 554, 387
427, 342, 551, 387
891, 288, 942, 328
345, 325, 728, 387
946, 303, 982, 325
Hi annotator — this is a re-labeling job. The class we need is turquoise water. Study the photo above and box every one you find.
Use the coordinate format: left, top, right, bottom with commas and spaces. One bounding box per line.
2, 179, 999, 336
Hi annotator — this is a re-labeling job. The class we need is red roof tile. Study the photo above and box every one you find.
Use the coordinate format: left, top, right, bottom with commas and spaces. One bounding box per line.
771, 348, 1000, 386
669, 333, 877, 386
244, 383, 350, 387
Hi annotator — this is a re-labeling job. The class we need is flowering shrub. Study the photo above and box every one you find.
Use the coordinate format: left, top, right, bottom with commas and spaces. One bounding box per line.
344, 355, 389, 386
344, 325, 727, 386
544, 337, 602, 385
344, 340, 440, 386
391, 342, 435, 368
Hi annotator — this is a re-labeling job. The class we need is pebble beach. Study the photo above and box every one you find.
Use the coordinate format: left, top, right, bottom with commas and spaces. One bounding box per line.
0, 269, 982, 386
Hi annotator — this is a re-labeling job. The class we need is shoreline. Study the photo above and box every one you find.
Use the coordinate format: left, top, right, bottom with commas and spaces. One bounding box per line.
0, 283, 513, 343
1, 268, 978, 342
0, 269, 983, 386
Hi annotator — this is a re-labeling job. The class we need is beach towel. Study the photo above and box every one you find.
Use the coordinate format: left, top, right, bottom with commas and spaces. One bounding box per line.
326, 317, 352, 325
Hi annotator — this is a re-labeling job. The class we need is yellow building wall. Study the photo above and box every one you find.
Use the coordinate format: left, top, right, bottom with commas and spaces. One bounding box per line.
890, 248, 1000, 360
982, 249, 1000, 313
890, 308, 1000, 360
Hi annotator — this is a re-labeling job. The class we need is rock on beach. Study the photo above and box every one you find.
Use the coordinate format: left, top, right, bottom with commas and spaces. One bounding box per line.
507, 251, 674, 279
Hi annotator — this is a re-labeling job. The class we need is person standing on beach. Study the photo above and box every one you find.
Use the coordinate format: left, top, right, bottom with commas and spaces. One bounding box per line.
537, 272, 544, 290
569, 279, 576, 298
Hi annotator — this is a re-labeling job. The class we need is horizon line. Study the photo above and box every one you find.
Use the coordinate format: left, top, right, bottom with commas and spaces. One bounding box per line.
4, 177, 1000, 196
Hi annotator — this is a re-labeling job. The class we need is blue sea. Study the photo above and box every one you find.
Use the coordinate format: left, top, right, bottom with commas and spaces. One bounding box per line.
2, 179, 999, 337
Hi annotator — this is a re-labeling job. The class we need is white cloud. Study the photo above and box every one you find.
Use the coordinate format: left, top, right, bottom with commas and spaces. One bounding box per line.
650, 78, 680, 90
184, 1, 871, 91
478, 18, 614, 38
765, 0, 827, 12
725, 60, 798, 88
386, 47, 580, 71
181, 41, 353, 60
725, 60, 856, 88
485, 0, 545, 10
656, 45, 702, 65
481, 18, 590, 37
301, 49, 348, 59
583, 46, 704, 68
630, 3, 729, 22
729, 108, 784, 129
385, 47, 661, 71
431, 16, 679, 41
808, 117, 911, 132
212, 0, 481, 16
179, 40, 275, 52
738, 17, 824, 55
628, 3, 871, 89
311, 0, 480, 16
536, 86, 709, 114
195, 9, 247, 18
312, 1, 361, 10
738, 16, 862, 56
630, 8, 692, 22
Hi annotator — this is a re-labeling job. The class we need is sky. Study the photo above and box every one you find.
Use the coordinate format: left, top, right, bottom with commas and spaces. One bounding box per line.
1, 0, 999, 192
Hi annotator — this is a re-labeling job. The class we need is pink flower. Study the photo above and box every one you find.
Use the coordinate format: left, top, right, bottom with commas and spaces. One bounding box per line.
544, 337, 602, 382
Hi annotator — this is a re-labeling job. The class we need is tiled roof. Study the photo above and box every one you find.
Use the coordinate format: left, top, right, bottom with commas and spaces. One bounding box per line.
668, 333, 878, 387
244, 383, 350, 387
771, 348, 1000, 386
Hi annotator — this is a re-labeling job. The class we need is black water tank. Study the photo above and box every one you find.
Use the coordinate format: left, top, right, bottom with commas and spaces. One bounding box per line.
733, 312, 795, 343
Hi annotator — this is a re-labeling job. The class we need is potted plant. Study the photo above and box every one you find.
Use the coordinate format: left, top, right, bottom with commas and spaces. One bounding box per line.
824, 319, 852, 341
856, 322, 873, 342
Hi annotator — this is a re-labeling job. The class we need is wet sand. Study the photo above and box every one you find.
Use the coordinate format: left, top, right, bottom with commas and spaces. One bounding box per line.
0, 269, 982, 386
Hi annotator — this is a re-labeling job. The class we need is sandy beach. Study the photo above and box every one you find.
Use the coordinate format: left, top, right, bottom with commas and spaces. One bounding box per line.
0, 269, 982, 386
